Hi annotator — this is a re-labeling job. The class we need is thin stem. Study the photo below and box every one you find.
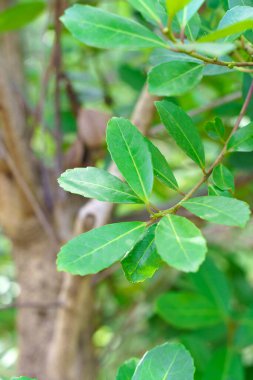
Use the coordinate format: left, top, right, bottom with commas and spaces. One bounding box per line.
150, 80, 253, 220
170, 46, 253, 68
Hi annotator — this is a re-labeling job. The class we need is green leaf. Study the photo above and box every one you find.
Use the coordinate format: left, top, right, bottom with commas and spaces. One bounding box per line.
187, 258, 231, 315
155, 215, 207, 272
177, 0, 205, 26
235, 305, 253, 348
205, 117, 225, 140
229, 0, 253, 6
150, 48, 201, 65
228, 123, 253, 152
175, 42, 235, 56
148, 62, 204, 97
132, 342, 195, 380
61, 5, 166, 49
0, 1, 45, 32
184, 13, 201, 40
122, 225, 161, 283
57, 222, 146, 275
166, 0, 192, 20
116, 358, 139, 380
199, 6, 253, 42
127, 0, 166, 26
58, 167, 143, 204
208, 185, 232, 198
180, 335, 210, 373
202, 348, 244, 380
182, 196, 250, 227
106, 118, 154, 202
156, 100, 206, 168
145, 138, 179, 191
157, 292, 224, 329
212, 165, 235, 192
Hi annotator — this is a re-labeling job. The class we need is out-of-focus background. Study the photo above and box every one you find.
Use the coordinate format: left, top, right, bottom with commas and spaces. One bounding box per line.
0, 1, 253, 379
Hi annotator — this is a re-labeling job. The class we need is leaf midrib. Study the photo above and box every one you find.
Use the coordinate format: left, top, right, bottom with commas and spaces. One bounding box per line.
117, 121, 150, 201
229, 131, 253, 149
154, 167, 178, 190
159, 103, 205, 168
61, 178, 139, 200
70, 224, 144, 264
135, 0, 161, 24
76, 16, 166, 48
129, 238, 155, 275
183, 200, 241, 225
161, 349, 180, 380
167, 216, 191, 263
154, 64, 203, 91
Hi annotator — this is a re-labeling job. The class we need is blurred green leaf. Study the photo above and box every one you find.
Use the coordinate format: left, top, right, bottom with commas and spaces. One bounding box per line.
177, 0, 205, 26
116, 358, 139, 380
229, 0, 253, 6
118, 64, 146, 91
175, 42, 235, 56
235, 305, 253, 348
205, 117, 225, 140
212, 165, 235, 192
166, 0, 192, 20
202, 348, 244, 380
0, 1, 45, 32
156, 292, 224, 329
128, 0, 166, 26
208, 185, 232, 197
199, 6, 253, 42
187, 258, 231, 315
228, 123, 253, 152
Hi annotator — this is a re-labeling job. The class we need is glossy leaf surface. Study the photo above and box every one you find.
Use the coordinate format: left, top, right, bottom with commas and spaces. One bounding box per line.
146, 138, 179, 191
182, 196, 250, 227
122, 225, 161, 283
58, 167, 142, 204
132, 342, 195, 380
57, 222, 146, 275
156, 100, 205, 168
148, 62, 204, 97
155, 214, 207, 272
61, 5, 166, 49
107, 118, 154, 202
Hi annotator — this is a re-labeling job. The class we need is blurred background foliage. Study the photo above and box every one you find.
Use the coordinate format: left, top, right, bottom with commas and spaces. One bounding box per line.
0, 0, 253, 379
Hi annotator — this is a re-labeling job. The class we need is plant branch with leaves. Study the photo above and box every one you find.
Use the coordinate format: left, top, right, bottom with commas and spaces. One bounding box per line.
52, 1, 253, 379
